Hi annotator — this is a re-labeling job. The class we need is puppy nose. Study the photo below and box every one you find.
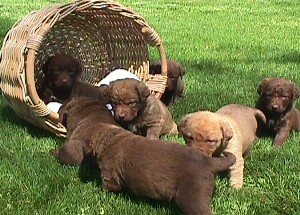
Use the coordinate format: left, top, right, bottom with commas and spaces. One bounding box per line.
271, 104, 278, 110
62, 78, 68, 83
117, 113, 125, 120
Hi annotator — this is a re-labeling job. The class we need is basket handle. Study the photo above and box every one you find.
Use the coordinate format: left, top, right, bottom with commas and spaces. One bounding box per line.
141, 27, 167, 77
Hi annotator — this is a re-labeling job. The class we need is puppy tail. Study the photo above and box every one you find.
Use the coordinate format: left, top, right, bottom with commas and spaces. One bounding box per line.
211, 152, 236, 173
253, 108, 267, 137
253, 108, 267, 125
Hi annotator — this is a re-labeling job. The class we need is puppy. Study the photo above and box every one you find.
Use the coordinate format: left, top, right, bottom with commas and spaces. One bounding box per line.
50, 97, 236, 215
103, 78, 178, 139
256, 78, 300, 147
38, 54, 105, 104
178, 104, 266, 189
150, 60, 186, 106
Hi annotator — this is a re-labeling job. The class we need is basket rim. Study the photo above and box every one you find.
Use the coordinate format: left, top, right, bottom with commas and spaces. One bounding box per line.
0, 0, 168, 136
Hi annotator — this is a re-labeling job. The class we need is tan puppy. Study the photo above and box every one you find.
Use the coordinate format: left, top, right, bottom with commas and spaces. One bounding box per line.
104, 78, 178, 139
178, 104, 266, 189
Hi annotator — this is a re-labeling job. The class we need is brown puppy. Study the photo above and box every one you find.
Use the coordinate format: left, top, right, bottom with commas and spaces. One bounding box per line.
150, 60, 186, 106
256, 78, 300, 147
50, 97, 236, 215
178, 104, 266, 189
104, 78, 178, 139
38, 54, 104, 104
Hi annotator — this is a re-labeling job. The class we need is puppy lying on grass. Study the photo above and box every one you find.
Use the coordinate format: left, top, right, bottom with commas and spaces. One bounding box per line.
38, 54, 105, 105
50, 97, 236, 215
103, 78, 178, 139
256, 78, 300, 147
150, 60, 186, 106
178, 104, 266, 189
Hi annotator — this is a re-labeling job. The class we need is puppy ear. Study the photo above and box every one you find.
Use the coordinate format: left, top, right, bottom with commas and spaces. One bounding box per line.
292, 82, 300, 101
178, 63, 186, 77
100, 85, 111, 101
257, 78, 270, 95
219, 119, 233, 147
42, 56, 54, 75
149, 60, 162, 74
135, 81, 150, 102
75, 58, 82, 77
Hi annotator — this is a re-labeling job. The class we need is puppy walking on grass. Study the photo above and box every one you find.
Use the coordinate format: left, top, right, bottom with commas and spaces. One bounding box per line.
50, 97, 236, 215
256, 78, 300, 147
178, 104, 266, 189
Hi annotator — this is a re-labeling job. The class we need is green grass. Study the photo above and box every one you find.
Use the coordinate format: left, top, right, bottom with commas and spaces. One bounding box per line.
1, 0, 300, 214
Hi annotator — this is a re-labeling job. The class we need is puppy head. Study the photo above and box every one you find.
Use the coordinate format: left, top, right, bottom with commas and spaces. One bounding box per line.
257, 78, 300, 113
150, 60, 186, 92
178, 111, 233, 156
166, 60, 186, 92
104, 79, 150, 122
42, 54, 81, 91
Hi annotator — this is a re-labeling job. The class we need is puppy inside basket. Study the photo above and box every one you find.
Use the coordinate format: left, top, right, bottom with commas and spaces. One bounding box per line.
41, 54, 140, 113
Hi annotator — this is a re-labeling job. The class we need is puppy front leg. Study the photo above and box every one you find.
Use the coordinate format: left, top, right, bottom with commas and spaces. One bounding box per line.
274, 127, 291, 147
229, 154, 244, 189
146, 126, 162, 140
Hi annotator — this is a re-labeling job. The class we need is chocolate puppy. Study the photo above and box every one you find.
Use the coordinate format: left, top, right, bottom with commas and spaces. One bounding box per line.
38, 54, 104, 104
104, 78, 178, 139
150, 60, 186, 106
50, 97, 236, 215
256, 78, 300, 147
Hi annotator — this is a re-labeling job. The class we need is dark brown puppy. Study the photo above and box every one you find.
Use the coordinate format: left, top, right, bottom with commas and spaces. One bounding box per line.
104, 78, 178, 139
150, 60, 186, 106
256, 78, 300, 147
38, 54, 105, 104
50, 97, 236, 215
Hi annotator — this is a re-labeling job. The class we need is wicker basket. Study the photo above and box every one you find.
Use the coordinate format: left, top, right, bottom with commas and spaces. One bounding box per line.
0, 0, 168, 136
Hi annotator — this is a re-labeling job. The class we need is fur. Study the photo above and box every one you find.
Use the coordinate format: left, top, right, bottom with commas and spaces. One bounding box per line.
50, 97, 236, 215
256, 78, 300, 147
178, 104, 266, 189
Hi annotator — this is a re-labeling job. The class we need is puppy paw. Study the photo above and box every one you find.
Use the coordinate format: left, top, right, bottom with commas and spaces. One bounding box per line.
49, 149, 59, 158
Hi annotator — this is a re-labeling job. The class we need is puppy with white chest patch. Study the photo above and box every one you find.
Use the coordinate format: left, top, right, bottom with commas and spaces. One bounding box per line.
103, 78, 178, 139
256, 78, 300, 147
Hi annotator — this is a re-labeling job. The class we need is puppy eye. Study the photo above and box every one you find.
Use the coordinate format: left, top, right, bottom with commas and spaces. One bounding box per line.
184, 135, 194, 142
206, 139, 217, 144
129, 101, 137, 107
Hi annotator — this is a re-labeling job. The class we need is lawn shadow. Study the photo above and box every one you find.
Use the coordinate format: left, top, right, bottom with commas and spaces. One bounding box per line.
188, 58, 231, 75
273, 51, 300, 64
0, 15, 16, 46
0, 101, 54, 139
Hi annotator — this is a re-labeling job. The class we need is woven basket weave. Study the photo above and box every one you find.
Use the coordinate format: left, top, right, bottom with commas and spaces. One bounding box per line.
0, 0, 168, 136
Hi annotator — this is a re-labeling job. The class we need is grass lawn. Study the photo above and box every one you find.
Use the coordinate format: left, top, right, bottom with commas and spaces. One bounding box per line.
1, 0, 300, 214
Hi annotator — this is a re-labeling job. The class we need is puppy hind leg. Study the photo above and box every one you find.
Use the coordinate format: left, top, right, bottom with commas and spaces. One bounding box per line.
274, 128, 291, 147
146, 126, 162, 140
175, 180, 213, 215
